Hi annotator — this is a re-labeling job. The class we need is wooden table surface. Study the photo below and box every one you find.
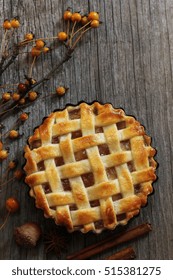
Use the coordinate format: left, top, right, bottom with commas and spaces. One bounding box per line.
0, 0, 173, 260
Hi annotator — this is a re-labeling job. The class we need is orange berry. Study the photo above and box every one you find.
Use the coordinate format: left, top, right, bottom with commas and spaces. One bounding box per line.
28, 91, 37, 101
81, 16, 89, 25
56, 86, 66, 96
14, 169, 24, 180
10, 18, 20, 28
25, 78, 37, 86
18, 98, 25, 105
57, 31, 68, 41
12, 93, 20, 101
31, 47, 41, 57
0, 150, 9, 160
18, 83, 28, 93
88, 11, 99, 21
25, 33, 34, 41
2, 92, 11, 102
8, 160, 18, 170
6, 197, 20, 213
9, 130, 19, 139
3, 20, 11, 30
43, 47, 50, 54
35, 39, 45, 50
63, 10, 72, 20
19, 112, 29, 121
90, 20, 100, 28
71, 13, 82, 22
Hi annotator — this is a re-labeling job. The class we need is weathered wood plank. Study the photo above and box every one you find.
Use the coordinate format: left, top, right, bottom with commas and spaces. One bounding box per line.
0, 0, 172, 260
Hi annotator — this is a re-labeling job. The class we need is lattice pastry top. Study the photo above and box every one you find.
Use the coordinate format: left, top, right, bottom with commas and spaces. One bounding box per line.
24, 102, 157, 233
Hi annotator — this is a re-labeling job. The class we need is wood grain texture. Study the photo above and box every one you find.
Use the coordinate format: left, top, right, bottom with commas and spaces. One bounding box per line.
0, 0, 172, 260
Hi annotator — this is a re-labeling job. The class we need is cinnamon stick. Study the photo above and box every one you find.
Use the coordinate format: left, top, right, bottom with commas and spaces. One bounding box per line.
67, 223, 151, 260
104, 246, 136, 260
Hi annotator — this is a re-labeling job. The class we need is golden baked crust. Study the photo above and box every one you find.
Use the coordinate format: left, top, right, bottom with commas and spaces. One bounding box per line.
24, 102, 157, 233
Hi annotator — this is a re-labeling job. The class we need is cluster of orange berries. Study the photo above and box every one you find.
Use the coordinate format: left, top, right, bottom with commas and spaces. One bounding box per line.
57, 10, 100, 42
30, 39, 50, 58
0, 85, 67, 164
3, 18, 20, 30
17, 32, 50, 58
0, 84, 67, 153
1, 84, 67, 107
65, 10, 100, 27
1, 79, 39, 105
18, 32, 49, 57
1, 90, 37, 103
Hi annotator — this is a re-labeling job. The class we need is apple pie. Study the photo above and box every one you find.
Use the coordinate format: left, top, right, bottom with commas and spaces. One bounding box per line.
24, 102, 157, 233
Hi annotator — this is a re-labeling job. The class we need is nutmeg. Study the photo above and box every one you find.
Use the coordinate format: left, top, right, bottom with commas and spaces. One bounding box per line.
14, 222, 42, 248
